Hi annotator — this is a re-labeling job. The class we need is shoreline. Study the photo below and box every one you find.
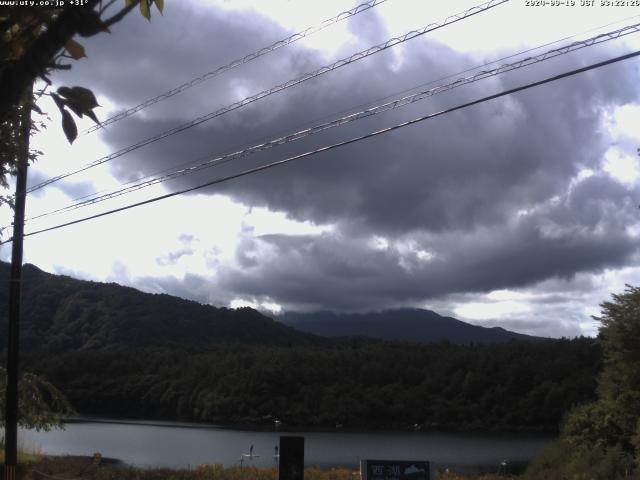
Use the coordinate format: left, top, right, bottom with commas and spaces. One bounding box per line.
23, 419, 552, 474
63, 415, 558, 436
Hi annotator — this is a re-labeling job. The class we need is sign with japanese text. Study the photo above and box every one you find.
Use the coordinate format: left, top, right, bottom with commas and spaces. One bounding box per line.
360, 460, 430, 480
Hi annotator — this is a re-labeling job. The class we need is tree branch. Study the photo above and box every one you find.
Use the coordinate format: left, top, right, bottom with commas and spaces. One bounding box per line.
48, 63, 72, 70
0, 1, 100, 119
0, 0, 140, 122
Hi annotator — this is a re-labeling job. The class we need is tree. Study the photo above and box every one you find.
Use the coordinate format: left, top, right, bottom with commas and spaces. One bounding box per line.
592, 285, 640, 449
0, 0, 164, 180
527, 285, 640, 479
0, 367, 75, 431
1, 1, 164, 469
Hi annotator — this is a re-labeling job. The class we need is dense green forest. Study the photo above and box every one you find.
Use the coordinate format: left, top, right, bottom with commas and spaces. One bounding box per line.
524, 286, 640, 479
22, 338, 600, 432
0, 262, 602, 432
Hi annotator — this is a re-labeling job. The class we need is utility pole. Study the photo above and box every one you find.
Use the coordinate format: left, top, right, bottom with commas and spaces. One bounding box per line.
4, 85, 31, 480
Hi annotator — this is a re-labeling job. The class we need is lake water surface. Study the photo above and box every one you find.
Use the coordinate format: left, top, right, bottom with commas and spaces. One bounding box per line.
23, 419, 553, 471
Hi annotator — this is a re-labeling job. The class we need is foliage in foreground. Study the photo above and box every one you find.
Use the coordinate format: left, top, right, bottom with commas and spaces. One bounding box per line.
0, 1, 163, 159
20, 458, 360, 480
0, 366, 75, 431
525, 286, 640, 479
20, 458, 511, 480
525, 439, 637, 480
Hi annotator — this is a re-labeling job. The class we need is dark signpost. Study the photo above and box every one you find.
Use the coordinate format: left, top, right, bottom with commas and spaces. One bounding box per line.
278, 436, 304, 480
361, 460, 431, 480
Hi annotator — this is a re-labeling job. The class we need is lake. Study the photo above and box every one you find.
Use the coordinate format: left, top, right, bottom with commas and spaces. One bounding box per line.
22, 419, 553, 472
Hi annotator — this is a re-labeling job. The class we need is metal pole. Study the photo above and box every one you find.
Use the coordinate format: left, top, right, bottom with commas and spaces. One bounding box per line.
4, 86, 31, 480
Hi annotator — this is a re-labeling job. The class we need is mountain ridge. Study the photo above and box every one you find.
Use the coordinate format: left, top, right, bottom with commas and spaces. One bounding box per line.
0, 262, 599, 431
278, 308, 544, 344
0, 261, 322, 351
0, 261, 542, 350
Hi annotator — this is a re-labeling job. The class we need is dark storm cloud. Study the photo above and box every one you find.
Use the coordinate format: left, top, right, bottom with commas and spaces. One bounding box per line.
214, 54, 638, 236
52, 2, 299, 112
51, 1, 640, 313
213, 188, 638, 312
89, 38, 639, 235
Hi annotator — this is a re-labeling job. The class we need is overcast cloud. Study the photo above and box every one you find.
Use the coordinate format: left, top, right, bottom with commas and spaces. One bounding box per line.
3, 0, 640, 337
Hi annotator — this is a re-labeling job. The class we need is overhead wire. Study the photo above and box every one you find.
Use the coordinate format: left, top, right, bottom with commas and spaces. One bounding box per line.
82, 0, 392, 134
26, 0, 509, 195
2, 48, 638, 245
52, 11, 640, 214
22, 21, 640, 224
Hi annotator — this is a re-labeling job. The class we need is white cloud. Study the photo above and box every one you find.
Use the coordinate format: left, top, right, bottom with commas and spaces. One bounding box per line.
244, 207, 333, 236
455, 300, 531, 320
229, 297, 283, 314
603, 147, 640, 184
612, 104, 640, 140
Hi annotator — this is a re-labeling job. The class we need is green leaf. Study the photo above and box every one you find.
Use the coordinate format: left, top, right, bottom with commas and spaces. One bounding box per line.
154, 0, 164, 13
56, 86, 101, 126
85, 109, 101, 125
61, 109, 78, 144
56, 86, 73, 99
75, 9, 107, 37
69, 86, 99, 109
50, 93, 66, 113
57, 86, 99, 112
140, 0, 151, 20
64, 38, 87, 60
64, 100, 84, 118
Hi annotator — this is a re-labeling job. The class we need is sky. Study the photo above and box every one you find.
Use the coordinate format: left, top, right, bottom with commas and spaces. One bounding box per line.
2, 0, 640, 337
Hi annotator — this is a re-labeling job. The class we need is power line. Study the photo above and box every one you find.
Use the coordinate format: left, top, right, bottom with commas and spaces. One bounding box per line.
82, 0, 391, 134
3, 48, 638, 246
26, 0, 508, 195
24, 21, 640, 223
64, 12, 640, 210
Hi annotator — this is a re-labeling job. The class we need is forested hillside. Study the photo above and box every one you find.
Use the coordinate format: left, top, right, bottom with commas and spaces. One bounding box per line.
22, 339, 600, 432
0, 262, 321, 350
0, 262, 602, 432
0, 263, 543, 350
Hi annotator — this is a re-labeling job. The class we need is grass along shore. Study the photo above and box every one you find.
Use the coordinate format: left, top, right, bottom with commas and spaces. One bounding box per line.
11, 455, 513, 480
